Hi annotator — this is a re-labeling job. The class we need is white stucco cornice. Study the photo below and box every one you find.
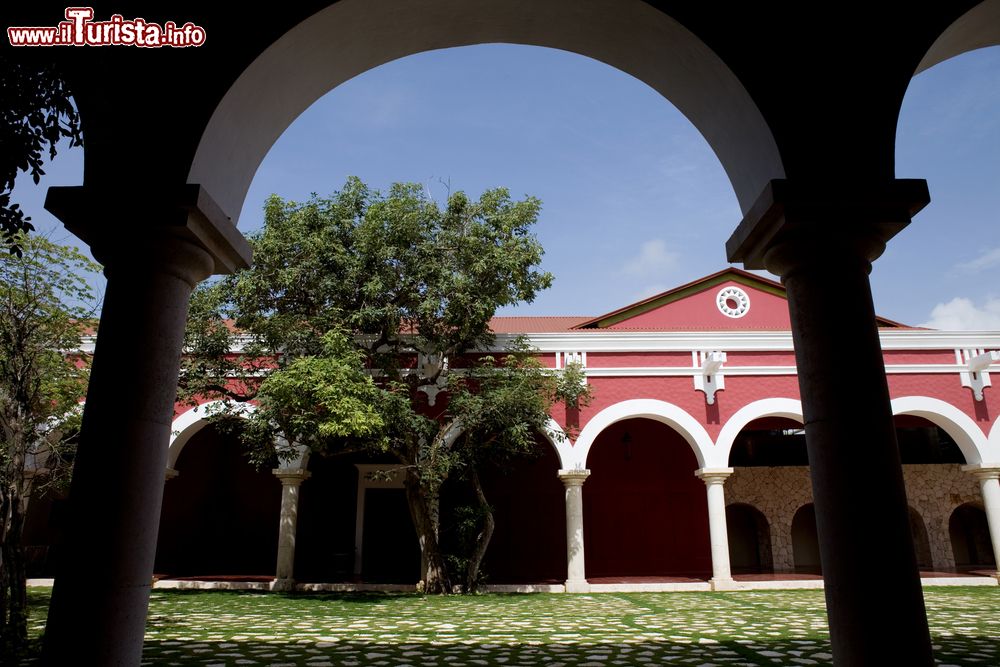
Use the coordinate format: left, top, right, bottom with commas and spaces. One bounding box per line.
491, 330, 1000, 354
165, 329, 1000, 357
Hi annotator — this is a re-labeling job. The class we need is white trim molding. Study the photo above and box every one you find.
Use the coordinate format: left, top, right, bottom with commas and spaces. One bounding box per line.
555, 351, 587, 370
353, 463, 406, 575
957, 349, 1000, 402
693, 350, 727, 405
493, 330, 1000, 354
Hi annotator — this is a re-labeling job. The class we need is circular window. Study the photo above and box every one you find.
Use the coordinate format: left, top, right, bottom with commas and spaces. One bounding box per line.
716, 286, 750, 318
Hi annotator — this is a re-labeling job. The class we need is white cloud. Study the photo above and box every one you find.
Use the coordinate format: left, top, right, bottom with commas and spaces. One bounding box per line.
920, 297, 1000, 330
621, 239, 679, 278
632, 283, 669, 302
961, 246, 1000, 273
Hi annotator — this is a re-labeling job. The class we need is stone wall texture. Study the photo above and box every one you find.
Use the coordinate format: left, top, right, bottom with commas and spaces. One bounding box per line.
725, 464, 982, 571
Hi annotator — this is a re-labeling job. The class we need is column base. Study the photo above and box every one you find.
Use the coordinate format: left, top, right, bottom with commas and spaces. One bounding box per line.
710, 577, 740, 591
270, 578, 296, 592
564, 579, 591, 593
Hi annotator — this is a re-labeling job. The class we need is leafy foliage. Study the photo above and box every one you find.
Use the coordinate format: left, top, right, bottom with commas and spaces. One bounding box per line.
556, 360, 592, 421
0, 233, 98, 653
0, 55, 84, 255
447, 339, 560, 466
181, 177, 579, 592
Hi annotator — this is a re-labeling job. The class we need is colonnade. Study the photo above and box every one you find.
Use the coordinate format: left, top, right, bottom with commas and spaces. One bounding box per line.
238, 455, 1000, 593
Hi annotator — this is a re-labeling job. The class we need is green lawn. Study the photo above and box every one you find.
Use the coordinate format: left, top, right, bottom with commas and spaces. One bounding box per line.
20, 587, 1000, 665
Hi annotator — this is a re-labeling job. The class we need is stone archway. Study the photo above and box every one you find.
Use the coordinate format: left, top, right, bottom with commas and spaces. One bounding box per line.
949, 503, 997, 570
791, 504, 821, 575
908, 506, 934, 570
726, 503, 773, 574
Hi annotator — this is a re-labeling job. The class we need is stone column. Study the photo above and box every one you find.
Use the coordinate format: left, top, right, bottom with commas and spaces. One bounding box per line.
40, 185, 251, 665
558, 469, 590, 593
272, 469, 311, 591
962, 464, 1000, 574
696, 468, 737, 590
727, 179, 934, 666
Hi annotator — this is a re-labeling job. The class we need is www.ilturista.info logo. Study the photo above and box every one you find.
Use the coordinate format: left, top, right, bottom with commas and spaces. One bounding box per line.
7, 7, 206, 47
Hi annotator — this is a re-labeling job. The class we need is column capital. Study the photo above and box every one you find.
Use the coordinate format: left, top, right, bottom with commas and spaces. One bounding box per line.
695, 467, 734, 485
45, 183, 251, 279
725, 178, 930, 273
164, 467, 179, 481
273, 468, 311, 485
558, 469, 591, 486
962, 463, 1000, 481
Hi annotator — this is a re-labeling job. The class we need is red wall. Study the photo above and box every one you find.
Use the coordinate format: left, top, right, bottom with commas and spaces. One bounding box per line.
480, 440, 566, 583
607, 281, 792, 330
584, 418, 711, 578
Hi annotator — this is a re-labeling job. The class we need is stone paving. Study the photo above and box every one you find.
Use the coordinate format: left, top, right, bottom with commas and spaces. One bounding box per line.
24, 587, 1000, 665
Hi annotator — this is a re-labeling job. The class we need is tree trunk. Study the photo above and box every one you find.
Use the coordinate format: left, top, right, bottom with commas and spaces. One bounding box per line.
0, 535, 8, 655
0, 486, 27, 653
464, 467, 495, 593
2, 544, 26, 651
404, 472, 452, 594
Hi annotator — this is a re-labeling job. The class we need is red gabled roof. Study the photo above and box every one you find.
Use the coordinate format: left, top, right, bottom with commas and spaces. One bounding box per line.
488, 316, 591, 333
572, 268, 774, 329
218, 269, 912, 337
571, 268, 908, 329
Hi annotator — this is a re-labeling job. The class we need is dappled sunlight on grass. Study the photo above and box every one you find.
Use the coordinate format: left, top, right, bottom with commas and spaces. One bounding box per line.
21, 587, 1000, 665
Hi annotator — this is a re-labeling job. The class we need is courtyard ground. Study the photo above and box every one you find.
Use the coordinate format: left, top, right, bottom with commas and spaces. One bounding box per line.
21, 587, 1000, 665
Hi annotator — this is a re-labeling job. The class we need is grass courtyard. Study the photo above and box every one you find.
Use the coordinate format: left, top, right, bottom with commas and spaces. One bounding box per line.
21, 586, 1000, 665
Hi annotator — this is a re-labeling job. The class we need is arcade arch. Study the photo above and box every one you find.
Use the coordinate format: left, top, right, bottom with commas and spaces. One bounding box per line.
39, 4, 1000, 664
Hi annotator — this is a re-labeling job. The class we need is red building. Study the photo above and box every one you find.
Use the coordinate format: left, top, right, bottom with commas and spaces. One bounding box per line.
143, 269, 1000, 592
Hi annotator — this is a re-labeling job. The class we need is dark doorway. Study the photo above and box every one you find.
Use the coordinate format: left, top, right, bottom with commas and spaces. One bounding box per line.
950, 503, 996, 570
361, 488, 420, 582
727, 503, 773, 573
791, 503, 821, 574
909, 506, 934, 570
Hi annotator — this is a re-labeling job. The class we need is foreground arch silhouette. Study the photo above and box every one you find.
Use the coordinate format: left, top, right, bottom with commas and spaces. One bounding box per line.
27, 2, 1000, 665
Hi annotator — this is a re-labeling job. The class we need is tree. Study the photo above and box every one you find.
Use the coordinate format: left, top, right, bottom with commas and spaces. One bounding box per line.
0, 54, 84, 255
181, 177, 588, 592
445, 343, 590, 591
0, 233, 97, 654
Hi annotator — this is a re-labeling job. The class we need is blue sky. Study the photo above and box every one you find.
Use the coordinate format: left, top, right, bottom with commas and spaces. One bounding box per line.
16, 43, 1000, 328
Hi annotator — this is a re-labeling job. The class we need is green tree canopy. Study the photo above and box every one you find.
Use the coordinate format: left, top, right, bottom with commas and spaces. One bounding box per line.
182, 177, 590, 592
0, 232, 97, 654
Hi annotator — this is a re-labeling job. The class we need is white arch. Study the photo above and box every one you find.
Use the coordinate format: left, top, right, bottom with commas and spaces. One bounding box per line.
167, 400, 256, 470
713, 397, 804, 468
987, 420, 1000, 463
189, 0, 783, 223
570, 399, 713, 469
441, 417, 572, 469
890, 396, 987, 465
543, 418, 573, 470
